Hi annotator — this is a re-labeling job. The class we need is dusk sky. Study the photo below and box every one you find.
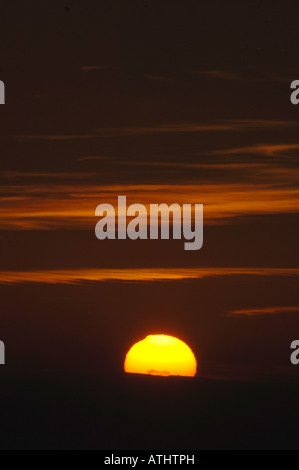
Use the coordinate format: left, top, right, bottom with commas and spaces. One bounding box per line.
0, 1, 298, 450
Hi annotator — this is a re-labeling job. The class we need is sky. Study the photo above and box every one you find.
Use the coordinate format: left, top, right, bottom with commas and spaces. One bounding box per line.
0, 0, 298, 450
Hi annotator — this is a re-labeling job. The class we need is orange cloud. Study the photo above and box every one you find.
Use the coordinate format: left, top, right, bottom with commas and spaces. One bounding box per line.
211, 144, 299, 157
0, 267, 298, 285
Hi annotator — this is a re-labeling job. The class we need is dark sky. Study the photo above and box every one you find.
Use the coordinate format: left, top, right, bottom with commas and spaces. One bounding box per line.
0, 0, 298, 450
0, 0, 298, 353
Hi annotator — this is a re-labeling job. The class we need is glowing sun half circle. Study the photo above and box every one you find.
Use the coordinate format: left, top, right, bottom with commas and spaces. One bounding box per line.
124, 335, 197, 377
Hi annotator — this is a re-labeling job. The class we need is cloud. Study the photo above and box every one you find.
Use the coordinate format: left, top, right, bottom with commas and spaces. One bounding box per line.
0, 267, 298, 285
0, 171, 97, 180
211, 144, 299, 158
122, 160, 299, 181
0, 180, 299, 229
228, 306, 299, 318
147, 370, 171, 376
94, 121, 295, 137
121, 161, 269, 171
15, 135, 97, 141
14, 120, 295, 141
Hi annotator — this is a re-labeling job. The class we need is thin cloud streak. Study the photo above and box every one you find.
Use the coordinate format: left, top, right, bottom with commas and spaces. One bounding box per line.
0, 182, 299, 229
2, 164, 299, 184
196, 69, 292, 83
15, 135, 97, 141
0, 267, 298, 285
144, 74, 171, 82
13, 120, 295, 141
77, 157, 108, 162
0, 171, 99, 180
119, 161, 299, 183
211, 144, 299, 158
228, 306, 299, 318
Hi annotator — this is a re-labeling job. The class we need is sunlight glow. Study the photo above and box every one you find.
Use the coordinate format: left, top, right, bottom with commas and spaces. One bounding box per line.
124, 334, 197, 377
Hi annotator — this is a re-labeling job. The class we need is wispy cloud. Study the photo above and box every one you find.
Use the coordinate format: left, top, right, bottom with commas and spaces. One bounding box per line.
120, 161, 268, 171
14, 120, 295, 141
228, 306, 299, 318
0, 181, 298, 229
0, 171, 98, 180
195, 69, 292, 83
15, 135, 97, 141
211, 144, 299, 158
0, 267, 298, 285
119, 161, 299, 185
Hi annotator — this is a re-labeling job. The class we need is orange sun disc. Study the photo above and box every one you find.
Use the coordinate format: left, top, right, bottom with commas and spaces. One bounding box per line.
124, 334, 197, 377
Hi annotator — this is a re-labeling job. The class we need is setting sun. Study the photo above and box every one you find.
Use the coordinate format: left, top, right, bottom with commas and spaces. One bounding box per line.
124, 335, 197, 377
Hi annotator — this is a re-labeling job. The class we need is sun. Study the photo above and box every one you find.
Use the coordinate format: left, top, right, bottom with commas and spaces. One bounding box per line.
124, 334, 197, 377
